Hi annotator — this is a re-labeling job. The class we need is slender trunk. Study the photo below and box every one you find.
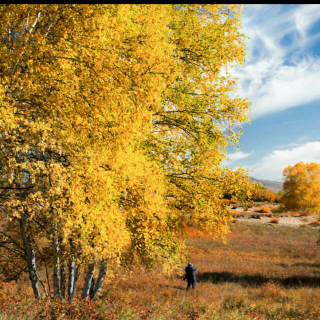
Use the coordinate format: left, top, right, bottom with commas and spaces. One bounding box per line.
92, 259, 108, 299
72, 264, 80, 298
19, 212, 41, 299
68, 258, 75, 301
81, 258, 96, 299
37, 273, 49, 298
67, 239, 76, 300
89, 277, 95, 299
33, 237, 51, 295
60, 244, 66, 300
52, 224, 60, 299
68, 261, 80, 300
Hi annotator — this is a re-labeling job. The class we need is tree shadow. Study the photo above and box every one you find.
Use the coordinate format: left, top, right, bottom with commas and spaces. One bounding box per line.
160, 284, 186, 291
197, 271, 320, 288
277, 262, 320, 268
292, 262, 320, 268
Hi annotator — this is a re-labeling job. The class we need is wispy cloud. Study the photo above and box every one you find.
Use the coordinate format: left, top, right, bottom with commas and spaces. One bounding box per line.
248, 141, 320, 181
274, 135, 309, 150
233, 4, 320, 119
222, 150, 252, 167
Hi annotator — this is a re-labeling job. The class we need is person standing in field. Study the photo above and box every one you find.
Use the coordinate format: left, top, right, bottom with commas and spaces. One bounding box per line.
184, 262, 196, 290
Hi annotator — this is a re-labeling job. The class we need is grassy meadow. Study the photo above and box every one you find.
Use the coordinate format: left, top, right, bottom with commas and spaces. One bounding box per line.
1, 211, 320, 319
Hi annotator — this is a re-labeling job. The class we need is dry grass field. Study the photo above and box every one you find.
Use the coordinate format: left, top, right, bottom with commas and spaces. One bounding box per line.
1, 204, 320, 319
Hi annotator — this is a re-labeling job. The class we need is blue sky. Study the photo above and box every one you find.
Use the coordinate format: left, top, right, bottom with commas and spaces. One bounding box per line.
223, 4, 320, 182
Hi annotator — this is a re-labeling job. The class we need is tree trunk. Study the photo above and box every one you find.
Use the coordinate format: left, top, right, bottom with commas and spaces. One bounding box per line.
19, 212, 41, 299
81, 258, 96, 299
89, 277, 95, 299
72, 264, 80, 297
92, 259, 108, 299
60, 244, 66, 300
52, 225, 60, 299
37, 273, 49, 298
68, 258, 75, 301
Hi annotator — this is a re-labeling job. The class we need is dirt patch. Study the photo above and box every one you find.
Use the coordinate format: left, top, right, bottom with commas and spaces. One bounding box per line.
230, 203, 320, 228
237, 215, 311, 227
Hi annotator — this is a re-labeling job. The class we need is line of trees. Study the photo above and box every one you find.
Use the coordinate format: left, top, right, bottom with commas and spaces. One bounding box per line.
0, 4, 251, 300
250, 182, 282, 203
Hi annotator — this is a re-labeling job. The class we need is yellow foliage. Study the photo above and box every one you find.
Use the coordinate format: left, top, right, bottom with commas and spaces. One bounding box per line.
251, 182, 281, 203
282, 162, 320, 212
0, 4, 251, 296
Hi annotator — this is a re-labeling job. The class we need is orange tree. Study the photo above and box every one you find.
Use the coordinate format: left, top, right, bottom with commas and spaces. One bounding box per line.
0, 4, 251, 300
282, 162, 320, 212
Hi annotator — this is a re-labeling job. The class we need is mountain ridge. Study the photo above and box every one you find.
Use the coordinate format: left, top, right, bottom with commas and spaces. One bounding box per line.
250, 177, 283, 193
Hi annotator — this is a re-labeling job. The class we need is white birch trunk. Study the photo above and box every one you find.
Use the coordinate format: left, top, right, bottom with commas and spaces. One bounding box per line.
60, 244, 66, 300
19, 213, 41, 299
68, 258, 75, 301
52, 224, 60, 298
81, 258, 96, 299
92, 259, 108, 299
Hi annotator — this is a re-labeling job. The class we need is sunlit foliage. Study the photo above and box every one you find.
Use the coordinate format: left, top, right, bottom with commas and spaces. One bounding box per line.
0, 4, 250, 299
250, 182, 282, 203
282, 162, 320, 212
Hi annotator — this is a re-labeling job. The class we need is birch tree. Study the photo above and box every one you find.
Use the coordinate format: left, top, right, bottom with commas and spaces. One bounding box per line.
0, 4, 251, 300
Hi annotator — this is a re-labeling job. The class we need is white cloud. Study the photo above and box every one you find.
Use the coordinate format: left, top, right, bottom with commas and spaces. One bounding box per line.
248, 141, 320, 181
248, 57, 320, 118
232, 4, 320, 119
222, 150, 252, 167
294, 5, 320, 42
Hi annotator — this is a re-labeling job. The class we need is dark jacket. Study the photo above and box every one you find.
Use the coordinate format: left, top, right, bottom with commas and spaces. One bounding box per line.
185, 265, 196, 280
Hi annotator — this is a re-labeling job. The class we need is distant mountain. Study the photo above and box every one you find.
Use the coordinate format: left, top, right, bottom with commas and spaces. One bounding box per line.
250, 177, 283, 193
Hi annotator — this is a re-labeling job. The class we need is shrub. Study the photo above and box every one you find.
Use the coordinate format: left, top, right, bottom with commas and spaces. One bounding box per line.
292, 211, 311, 217
232, 211, 243, 218
259, 205, 271, 213
271, 206, 285, 214
299, 211, 312, 217
308, 220, 320, 227
269, 217, 279, 224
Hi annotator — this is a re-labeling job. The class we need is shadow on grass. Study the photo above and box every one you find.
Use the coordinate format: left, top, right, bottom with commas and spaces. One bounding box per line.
160, 284, 186, 291
277, 262, 320, 268
293, 262, 320, 268
197, 271, 320, 288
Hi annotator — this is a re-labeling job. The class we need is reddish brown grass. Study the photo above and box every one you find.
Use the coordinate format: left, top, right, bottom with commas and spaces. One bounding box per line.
1, 220, 320, 319
260, 281, 282, 298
